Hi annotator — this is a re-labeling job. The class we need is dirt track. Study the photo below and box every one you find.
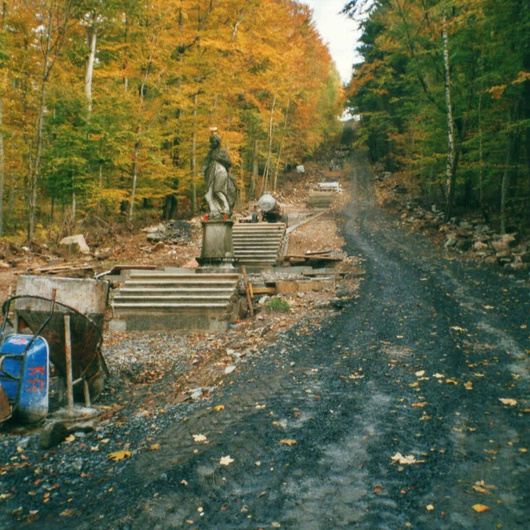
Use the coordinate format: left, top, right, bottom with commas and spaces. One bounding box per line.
1, 154, 529, 529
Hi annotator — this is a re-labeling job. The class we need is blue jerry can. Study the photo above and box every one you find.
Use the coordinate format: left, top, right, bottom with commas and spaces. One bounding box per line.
0, 335, 49, 423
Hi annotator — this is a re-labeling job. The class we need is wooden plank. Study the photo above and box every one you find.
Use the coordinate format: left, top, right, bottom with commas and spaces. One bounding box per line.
251, 287, 277, 295
241, 265, 254, 317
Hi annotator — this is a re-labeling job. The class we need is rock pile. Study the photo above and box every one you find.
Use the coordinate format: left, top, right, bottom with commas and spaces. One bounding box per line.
398, 201, 529, 270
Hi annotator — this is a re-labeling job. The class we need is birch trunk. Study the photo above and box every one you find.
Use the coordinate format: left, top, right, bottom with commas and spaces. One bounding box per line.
85, 26, 97, 113
442, 9, 456, 222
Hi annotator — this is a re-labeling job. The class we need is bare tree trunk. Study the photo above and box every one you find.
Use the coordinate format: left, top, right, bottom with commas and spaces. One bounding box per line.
273, 101, 290, 192
191, 93, 198, 215
500, 141, 511, 234
261, 95, 276, 195
442, 9, 456, 222
85, 25, 97, 113
129, 133, 140, 222
0, 98, 5, 236
250, 139, 258, 199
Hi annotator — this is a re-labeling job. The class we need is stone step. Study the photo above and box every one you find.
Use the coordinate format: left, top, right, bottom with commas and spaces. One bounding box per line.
117, 287, 235, 295
123, 280, 239, 289
127, 273, 239, 282
113, 301, 230, 309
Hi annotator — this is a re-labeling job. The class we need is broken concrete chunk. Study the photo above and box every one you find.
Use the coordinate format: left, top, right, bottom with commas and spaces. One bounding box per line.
59, 234, 90, 254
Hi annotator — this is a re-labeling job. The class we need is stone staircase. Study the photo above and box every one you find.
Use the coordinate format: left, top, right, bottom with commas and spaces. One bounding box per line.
233, 222, 288, 268
110, 270, 241, 332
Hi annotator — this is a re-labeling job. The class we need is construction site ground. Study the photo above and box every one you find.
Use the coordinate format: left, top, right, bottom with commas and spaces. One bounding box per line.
1, 155, 528, 529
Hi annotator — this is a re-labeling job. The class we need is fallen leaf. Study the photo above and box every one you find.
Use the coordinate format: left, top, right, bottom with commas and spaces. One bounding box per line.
108, 450, 131, 462
415, 370, 425, 377
214, 405, 225, 411
193, 434, 208, 443
519, 448, 527, 453
472, 504, 490, 513
450, 326, 466, 332
472, 480, 495, 494
149, 444, 160, 451
64, 435, 76, 443
59, 509, 76, 517
373, 484, 382, 493
426, 504, 434, 511
409, 382, 419, 388
219, 455, 234, 466
446, 379, 458, 385
464, 381, 473, 390
391, 452, 417, 465
433, 373, 444, 379
412, 402, 428, 408
499, 398, 517, 406
483, 305, 494, 310
279, 439, 297, 446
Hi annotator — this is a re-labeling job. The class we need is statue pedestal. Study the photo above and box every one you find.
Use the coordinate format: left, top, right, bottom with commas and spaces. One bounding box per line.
197, 219, 236, 271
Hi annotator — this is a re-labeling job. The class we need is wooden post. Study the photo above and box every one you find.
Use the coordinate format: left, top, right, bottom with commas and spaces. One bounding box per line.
241, 265, 254, 317
64, 314, 74, 409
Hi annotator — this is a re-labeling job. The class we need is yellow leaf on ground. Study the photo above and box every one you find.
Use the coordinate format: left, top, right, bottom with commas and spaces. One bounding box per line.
193, 434, 208, 443
472, 504, 490, 513
219, 455, 234, 466
59, 509, 76, 517
464, 381, 473, 390
415, 370, 425, 377
108, 450, 131, 462
499, 398, 517, 406
472, 480, 495, 494
446, 379, 458, 385
214, 405, 225, 411
149, 444, 160, 451
279, 439, 297, 446
391, 452, 418, 465
426, 504, 434, 511
412, 402, 428, 408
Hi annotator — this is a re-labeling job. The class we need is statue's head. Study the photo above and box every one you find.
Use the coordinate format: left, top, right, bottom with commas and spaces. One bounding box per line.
210, 134, 221, 148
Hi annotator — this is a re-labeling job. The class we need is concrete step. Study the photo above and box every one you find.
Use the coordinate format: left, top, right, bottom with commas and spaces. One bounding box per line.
233, 222, 287, 268
110, 270, 241, 332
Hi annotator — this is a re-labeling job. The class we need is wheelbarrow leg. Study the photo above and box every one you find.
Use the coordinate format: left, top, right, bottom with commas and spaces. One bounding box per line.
63, 314, 74, 410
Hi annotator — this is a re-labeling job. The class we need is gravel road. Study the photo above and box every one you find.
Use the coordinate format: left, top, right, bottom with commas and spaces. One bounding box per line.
1, 154, 528, 529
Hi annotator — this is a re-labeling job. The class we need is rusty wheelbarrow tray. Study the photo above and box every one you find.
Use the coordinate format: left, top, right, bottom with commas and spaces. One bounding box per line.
1, 294, 109, 401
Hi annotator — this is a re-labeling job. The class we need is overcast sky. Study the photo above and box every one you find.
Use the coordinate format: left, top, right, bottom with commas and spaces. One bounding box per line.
300, 0, 361, 84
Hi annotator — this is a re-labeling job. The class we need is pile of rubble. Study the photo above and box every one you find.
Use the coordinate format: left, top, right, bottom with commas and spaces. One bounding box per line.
398, 201, 529, 270
144, 220, 194, 244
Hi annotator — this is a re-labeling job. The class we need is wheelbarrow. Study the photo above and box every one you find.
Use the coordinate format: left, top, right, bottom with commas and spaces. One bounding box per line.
0, 289, 109, 424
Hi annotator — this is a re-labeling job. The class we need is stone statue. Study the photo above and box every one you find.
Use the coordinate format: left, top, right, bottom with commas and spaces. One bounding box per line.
200, 133, 237, 217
